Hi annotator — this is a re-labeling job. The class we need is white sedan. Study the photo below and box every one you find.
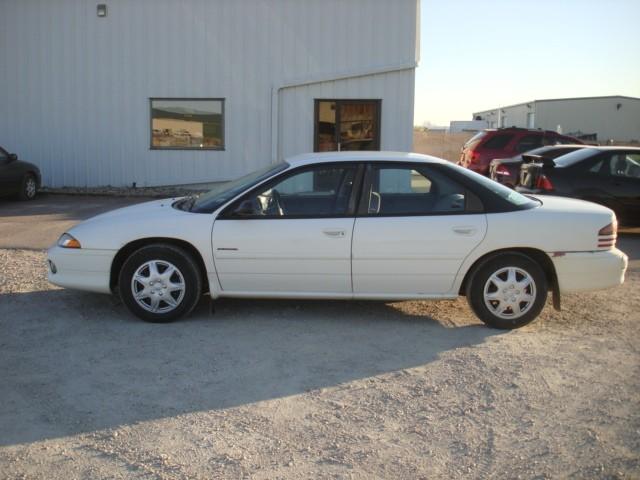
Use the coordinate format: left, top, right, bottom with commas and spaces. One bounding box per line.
47, 152, 628, 329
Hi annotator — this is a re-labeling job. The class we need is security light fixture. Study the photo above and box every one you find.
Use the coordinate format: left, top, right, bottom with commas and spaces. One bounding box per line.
97, 4, 107, 17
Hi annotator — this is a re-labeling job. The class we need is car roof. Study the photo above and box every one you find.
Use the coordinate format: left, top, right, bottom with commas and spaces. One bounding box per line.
586, 146, 640, 151
285, 151, 449, 167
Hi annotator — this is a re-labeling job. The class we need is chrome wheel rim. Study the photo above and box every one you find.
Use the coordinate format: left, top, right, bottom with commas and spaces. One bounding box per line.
25, 177, 36, 198
131, 260, 185, 314
483, 267, 536, 320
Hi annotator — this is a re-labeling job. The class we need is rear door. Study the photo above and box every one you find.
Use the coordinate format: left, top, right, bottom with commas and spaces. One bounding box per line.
212, 163, 361, 295
352, 163, 487, 296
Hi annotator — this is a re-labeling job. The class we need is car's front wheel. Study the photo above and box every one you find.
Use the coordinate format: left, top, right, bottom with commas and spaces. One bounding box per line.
466, 253, 547, 329
118, 244, 202, 322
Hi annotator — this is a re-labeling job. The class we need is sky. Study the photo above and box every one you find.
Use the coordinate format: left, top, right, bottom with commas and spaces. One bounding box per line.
414, 0, 640, 127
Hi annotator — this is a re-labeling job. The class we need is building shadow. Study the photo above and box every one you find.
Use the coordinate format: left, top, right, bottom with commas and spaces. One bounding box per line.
0, 289, 500, 446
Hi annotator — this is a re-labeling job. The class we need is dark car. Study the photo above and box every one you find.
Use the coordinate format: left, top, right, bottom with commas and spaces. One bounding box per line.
0, 146, 41, 200
459, 127, 582, 176
517, 146, 640, 225
489, 144, 587, 188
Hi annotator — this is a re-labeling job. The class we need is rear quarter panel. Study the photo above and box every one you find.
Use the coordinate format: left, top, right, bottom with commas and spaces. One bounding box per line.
450, 199, 615, 294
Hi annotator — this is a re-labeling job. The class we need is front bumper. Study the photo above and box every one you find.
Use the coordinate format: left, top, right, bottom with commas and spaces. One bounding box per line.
47, 245, 116, 294
552, 248, 628, 293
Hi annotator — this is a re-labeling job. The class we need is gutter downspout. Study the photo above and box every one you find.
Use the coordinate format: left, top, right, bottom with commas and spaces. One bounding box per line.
270, 61, 418, 163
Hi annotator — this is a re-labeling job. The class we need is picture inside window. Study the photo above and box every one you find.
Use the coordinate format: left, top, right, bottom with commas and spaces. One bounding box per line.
151, 99, 224, 149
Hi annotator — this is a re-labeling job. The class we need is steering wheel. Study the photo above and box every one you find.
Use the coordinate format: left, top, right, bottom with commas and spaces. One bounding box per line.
269, 189, 286, 216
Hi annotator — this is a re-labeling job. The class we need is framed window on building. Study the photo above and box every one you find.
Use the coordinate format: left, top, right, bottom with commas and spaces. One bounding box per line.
150, 98, 224, 150
314, 100, 381, 152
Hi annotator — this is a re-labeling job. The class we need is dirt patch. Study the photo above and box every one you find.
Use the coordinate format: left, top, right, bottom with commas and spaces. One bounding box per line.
413, 130, 474, 162
1, 249, 639, 479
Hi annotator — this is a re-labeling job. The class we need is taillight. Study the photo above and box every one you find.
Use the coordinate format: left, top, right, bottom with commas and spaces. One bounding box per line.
469, 151, 479, 165
597, 220, 617, 249
495, 165, 511, 176
536, 174, 553, 191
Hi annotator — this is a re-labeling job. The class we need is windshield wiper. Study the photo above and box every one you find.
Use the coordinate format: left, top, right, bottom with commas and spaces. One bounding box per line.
177, 194, 198, 212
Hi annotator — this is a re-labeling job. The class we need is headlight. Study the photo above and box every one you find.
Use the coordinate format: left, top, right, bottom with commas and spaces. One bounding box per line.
57, 233, 81, 249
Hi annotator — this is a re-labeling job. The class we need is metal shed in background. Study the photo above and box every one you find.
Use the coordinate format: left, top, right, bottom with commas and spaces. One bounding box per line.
473, 96, 640, 143
0, 0, 420, 187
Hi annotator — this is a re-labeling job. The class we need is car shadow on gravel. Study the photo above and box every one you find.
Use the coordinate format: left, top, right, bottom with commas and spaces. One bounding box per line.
0, 289, 501, 446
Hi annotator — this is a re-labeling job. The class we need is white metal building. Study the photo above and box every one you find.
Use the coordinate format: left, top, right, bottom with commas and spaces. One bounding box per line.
473, 96, 640, 143
0, 0, 420, 187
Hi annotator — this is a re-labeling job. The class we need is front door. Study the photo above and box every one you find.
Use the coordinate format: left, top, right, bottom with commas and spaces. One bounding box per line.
315, 100, 381, 152
212, 163, 360, 295
352, 163, 487, 296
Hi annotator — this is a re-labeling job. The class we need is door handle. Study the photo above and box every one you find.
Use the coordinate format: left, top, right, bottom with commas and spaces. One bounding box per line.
323, 229, 346, 238
452, 226, 477, 236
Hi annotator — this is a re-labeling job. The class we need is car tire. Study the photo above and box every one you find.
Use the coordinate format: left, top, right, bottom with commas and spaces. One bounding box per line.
18, 173, 37, 200
118, 244, 202, 323
466, 253, 547, 329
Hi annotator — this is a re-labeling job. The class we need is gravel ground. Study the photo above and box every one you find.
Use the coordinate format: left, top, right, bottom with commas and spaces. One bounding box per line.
1, 248, 639, 480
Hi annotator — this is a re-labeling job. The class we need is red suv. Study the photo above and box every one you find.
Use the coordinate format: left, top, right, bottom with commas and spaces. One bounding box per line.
458, 128, 582, 175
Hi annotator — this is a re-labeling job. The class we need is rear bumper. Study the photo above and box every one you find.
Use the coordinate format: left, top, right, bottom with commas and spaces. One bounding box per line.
47, 245, 115, 294
552, 248, 628, 293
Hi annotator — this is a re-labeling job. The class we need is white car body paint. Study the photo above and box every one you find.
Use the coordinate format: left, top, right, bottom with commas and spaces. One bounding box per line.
47, 152, 628, 304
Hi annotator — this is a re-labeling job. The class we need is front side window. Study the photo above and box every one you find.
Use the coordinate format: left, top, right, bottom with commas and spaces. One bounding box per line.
363, 165, 470, 216
150, 98, 224, 150
233, 165, 357, 218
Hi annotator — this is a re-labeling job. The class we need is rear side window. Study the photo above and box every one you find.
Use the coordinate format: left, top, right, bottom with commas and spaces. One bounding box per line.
481, 134, 513, 150
515, 135, 543, 153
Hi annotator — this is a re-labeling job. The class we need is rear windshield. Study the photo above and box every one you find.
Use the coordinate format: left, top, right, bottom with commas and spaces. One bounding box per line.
523, 145, 582, 159
463, 131, 487, 149
552, 148, 599, 167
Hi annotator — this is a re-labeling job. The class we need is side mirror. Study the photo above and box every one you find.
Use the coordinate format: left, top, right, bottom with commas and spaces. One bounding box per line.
8, 153, 18, 163
233, 199, 256, 216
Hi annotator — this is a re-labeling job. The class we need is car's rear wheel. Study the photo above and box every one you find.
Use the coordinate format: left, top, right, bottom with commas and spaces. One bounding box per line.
118, 244, 202, 323
18, 174, 37, 200
466, 253, 547, 329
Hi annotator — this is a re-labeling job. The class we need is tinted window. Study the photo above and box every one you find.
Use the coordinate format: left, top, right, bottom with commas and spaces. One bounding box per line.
482, 134, 513, 150
544, 146, 582, 159
515, 135, 543, 153
240, 165, 356, 217
0, 149, 7, 163
364, 165, 469, 215
552, 148, 600, 167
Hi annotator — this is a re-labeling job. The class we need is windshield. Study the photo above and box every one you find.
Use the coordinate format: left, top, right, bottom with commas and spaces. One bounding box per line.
552, 147, 599, 167
448, 162, 536, 207
190, 162, 289, 213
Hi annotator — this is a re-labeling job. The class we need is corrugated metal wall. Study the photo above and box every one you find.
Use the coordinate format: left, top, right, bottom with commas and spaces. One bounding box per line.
536, 97, 640, 142
0, 0, 419, 187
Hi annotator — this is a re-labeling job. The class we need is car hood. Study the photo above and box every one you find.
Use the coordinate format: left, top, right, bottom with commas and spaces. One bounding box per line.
64, 198, 215, 250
